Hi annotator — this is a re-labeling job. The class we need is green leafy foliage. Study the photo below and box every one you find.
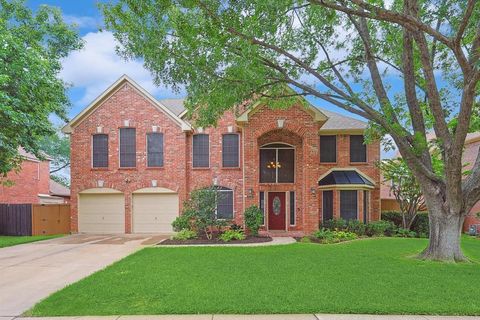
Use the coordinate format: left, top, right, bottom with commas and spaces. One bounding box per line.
38, 131, 70, 174
0, 0, 82, 177
171, 214, 193, 232
313, 228, 357, 244
244, 205, 263, 236
172, 229, 197, 240
218, 229, 246, 242
181, 186, 227, 239
382, 211, 430, 237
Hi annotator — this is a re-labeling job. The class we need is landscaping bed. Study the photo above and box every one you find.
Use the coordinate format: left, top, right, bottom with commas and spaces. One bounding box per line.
161, 235, 272, 245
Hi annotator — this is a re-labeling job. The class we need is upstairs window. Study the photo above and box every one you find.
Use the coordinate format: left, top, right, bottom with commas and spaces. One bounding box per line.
350, 135, 367, 162
193, 134, 209, 167
119, 128, 136, 168
320, 135, 336, 163
260, 144, 294, 183
92, 134, 108, 168
222, 134, 239, 167
147, 132, 164, 167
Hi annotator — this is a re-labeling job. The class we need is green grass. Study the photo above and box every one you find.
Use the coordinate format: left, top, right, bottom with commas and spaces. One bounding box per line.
30, 237, 480, 316
0, 234, 63, 248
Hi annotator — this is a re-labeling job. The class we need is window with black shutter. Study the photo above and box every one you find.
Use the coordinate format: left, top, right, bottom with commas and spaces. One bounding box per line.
119, 128, 136, 168
222, 134, 239, 167
289, 191, 295, 225
193, 134, 209, 167
147, 132, 163, 167
322, 190, 333, 221
350, 135, 367, 162
320, 135, 336, 163
92, 134, 108, 168
216, 187, 233, 219
340, 190, 358, 221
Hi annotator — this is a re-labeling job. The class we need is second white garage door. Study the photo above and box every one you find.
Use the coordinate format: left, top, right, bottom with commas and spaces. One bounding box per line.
132, 193, 179, 233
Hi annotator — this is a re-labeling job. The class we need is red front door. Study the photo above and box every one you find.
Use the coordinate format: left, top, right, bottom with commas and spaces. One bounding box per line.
268, 192, 286, 230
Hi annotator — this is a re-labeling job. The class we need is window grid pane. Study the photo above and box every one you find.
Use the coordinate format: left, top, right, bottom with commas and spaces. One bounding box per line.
147, 133, 164, 167
193, 134, 209, 167
259, 191, 265, 225
120, 128, 136, 167
277, 149, 294, 183
260, 149, 276, 183
92, 134, 108, 168
322, 190, 333, 221
320, 135, 336, 163
340, 190, 358, 221
289, 191, 295, 225
350, 135, 367, 162
217, 190, 233, 219
222, 134, 239, 167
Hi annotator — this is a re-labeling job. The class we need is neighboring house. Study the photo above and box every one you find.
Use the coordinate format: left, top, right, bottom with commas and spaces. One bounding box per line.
380, 132, 480, 232
0, 149, 70, 204
63, 75, 381, 235
49, 180, 71, 204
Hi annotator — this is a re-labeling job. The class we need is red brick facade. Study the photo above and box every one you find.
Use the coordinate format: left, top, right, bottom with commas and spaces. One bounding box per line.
68, 77, 381, 235
0, 159, 50, 204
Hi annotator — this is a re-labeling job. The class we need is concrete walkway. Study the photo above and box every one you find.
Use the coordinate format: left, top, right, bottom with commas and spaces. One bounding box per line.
8, 314, 480, 320
0, 234, 166, 317
159, 236, 297, 247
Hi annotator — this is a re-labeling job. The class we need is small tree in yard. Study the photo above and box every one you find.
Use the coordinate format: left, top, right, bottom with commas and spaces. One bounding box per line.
103, 1, 480, 261
244, 205, 263, 236
182, 186, 226, 239
379, 158, 425, 230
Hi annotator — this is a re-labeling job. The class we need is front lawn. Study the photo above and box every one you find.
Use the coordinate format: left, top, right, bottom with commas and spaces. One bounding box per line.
0, 234, 62, 248
30, 237, 480, 316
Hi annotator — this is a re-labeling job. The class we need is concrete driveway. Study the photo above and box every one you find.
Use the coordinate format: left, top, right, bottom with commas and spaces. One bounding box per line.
0, 234, 167, 317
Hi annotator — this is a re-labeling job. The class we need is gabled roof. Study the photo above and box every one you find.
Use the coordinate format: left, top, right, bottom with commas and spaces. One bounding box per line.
62, 75, 192, 134
160, 97, 367, 132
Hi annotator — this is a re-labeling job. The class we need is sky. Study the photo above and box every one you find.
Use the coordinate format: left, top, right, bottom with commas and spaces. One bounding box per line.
26, 0, 397, 158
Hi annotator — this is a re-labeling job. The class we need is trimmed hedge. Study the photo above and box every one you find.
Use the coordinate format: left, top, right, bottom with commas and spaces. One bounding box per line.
381, 211, 429, 237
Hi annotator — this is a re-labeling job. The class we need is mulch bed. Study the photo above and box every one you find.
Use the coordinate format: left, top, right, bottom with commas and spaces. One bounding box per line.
160, 236, 272, 245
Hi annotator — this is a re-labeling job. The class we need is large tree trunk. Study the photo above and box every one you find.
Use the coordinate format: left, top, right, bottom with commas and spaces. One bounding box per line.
419, 209, 466, 262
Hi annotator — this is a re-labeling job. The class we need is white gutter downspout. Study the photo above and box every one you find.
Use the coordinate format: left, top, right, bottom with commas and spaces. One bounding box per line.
242, 125, 246, 229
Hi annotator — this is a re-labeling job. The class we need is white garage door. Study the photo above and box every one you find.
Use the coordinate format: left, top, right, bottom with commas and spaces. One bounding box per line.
132, 193, 179, 233
78, 193, 125, 233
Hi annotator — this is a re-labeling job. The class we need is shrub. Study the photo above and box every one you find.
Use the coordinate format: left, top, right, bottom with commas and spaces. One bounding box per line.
346, 220, 366, 236
172, 229, 197, 240
322, 218, 347, 231
182, 186, 228, 239
313, 228, 357, 244
244, 205, 263, 236
366, 220, 396, 237
395, 228, 417, 238
172, 214, 192, 232
219, 229, 246, 242
381, 211, 429, 236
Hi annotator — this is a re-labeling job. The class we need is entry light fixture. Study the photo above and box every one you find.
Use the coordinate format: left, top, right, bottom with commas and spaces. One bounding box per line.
310, 187, 316, 195
248, 188, 254, 198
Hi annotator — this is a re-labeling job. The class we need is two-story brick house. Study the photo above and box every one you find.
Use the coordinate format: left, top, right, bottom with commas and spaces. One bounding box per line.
63, 75, 380, 235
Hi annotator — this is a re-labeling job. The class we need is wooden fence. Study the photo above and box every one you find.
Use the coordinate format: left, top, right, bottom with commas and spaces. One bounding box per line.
0, 204, 32, 236
0, 203, 70, 236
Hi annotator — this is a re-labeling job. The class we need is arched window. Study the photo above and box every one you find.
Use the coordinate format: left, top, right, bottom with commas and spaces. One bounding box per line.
259, 143, 294, 183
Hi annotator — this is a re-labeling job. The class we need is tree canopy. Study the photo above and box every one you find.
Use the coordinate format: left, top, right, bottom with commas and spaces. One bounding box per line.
0, 0, 82, 177
102, 0, 480, 261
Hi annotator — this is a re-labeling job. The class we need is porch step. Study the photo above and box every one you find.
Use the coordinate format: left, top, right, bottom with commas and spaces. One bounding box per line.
260, 230, 305, 237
